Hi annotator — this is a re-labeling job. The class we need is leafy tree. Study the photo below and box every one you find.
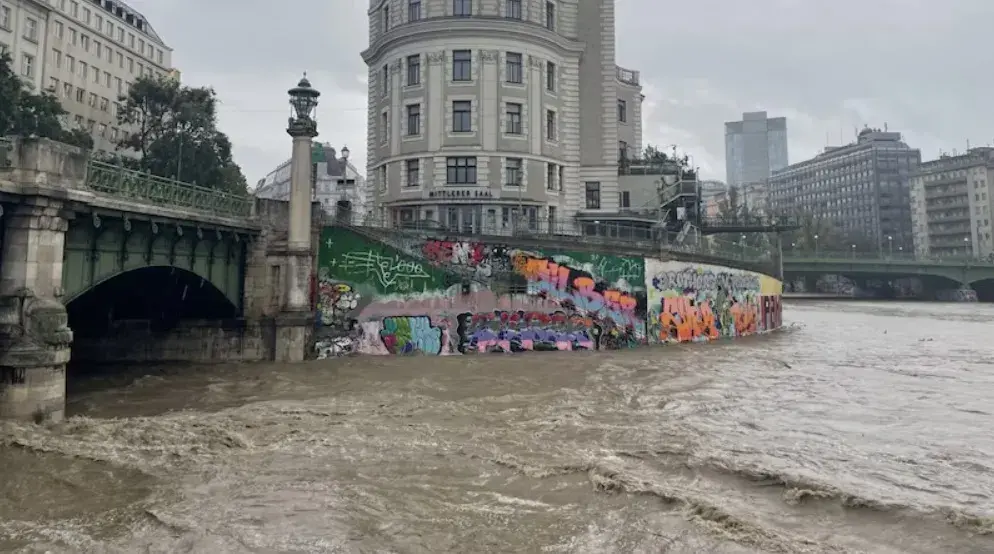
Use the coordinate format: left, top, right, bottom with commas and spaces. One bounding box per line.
0, 53, 93, 149
116, 75, 247, 193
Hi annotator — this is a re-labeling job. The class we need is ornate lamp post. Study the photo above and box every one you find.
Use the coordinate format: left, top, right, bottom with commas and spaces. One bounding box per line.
277, 75, 320, 362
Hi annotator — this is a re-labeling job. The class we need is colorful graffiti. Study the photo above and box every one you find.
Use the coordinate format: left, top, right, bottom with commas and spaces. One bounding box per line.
313, 227, 782, 357
645, 260, 782, 343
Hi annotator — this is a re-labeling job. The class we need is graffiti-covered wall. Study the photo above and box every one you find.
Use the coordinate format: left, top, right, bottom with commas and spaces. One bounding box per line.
314, 227, 782, 357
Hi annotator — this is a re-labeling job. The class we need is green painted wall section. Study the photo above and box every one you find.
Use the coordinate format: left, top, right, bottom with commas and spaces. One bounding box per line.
62, 216, 245, 308
318, 226, 449, 295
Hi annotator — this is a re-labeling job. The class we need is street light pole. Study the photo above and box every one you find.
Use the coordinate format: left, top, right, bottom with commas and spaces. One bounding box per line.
814, 234, 819, 257
888, 235, 893, 257
278, 74, 321, 363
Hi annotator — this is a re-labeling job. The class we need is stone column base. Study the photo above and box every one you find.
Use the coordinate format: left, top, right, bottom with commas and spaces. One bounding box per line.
273, 311, 314, 363
0, 363, 67, 422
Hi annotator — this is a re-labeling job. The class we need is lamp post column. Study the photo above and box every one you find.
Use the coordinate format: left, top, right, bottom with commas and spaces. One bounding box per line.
276, 75, 321, 362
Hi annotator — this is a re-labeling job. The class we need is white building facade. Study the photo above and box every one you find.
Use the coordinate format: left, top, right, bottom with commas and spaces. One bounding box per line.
360, 0, 640, 234
0, 0, 173, 153
255, 143, 368, 222
910, 148, 994, 260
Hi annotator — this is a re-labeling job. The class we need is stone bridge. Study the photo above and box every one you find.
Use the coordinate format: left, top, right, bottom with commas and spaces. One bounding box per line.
783, 255, 994, 300
0, 138, 319, 421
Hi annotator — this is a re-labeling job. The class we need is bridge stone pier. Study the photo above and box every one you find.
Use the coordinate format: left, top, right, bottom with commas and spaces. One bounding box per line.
0, 137, 320, 422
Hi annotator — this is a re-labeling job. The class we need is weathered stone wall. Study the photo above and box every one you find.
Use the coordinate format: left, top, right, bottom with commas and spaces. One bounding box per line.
313, 226, 783, 356
71, 319, 274, 363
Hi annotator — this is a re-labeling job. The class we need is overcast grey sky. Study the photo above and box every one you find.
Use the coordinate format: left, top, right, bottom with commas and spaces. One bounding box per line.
129, 0, 994, 184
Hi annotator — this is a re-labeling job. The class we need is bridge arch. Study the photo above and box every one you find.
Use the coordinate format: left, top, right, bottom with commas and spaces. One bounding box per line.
971, 278, 994, 302
61, 214, 247, 308
66, 266, 239, 338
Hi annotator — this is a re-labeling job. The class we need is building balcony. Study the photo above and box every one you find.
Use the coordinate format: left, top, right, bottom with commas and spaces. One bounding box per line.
923, 187, 968, 200
927, 224, 972, 237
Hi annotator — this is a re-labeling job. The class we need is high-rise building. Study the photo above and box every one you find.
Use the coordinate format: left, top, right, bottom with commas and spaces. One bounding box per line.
0, 0, 174, 153
910, 148, 994, 259
255, 143, 367, 222
767, 127, 920, 252
360, 0, 641, 233
724, 111, 788, 187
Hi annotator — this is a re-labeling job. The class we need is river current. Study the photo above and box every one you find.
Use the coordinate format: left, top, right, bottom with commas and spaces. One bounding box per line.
1, 301, 993, 553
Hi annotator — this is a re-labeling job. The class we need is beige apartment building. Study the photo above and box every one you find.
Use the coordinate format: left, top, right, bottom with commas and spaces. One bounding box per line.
0, 0, 173, 153
910, 147, 994, 259
360, 0, 643, 232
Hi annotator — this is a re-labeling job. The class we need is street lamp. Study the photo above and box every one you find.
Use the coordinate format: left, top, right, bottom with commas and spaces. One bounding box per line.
851, 243, 856, 259
887, 235, 893, 256
278, 73, 321, 362
814, 234, 819, 257
964, 236, 971, 257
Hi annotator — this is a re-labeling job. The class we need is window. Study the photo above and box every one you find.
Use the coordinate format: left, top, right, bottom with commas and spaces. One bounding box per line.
382, 6, 389, 31
618, 140, 628, 160
505, 52, 522, 83
405, 159, 420, 187
381, 64, 389, 96
380, 112, 388, 140
506, 103, 522, 134
23, 17, 38, 41
78, 61, 87, 78
452, 100, 472, 132
70, 0, 77, 16
104, 71, 111, 87
0, 6, 9, 29
406, 54, 420, 86
75, 87, 84, 102
53, 21, 63, 38
20, 54, 34, 78
452, 49, 471, 81
617, 99, 627, 122
80, 34, 89, 50
94, 41, 102, 56
446, 157, 477, 184
65, 55, 74, 72
87, 92, 97, 107
506, 158, 522, 186
408, 0, 421, 21
586, 181, 601, 209
92, 68, 100, 83
49, 77, 58, 90
127, 57, 133, 72
545, 1, 555, 30
547, 163, 557, 190
546, 110, 556, 140
62, 82, 72, 97
620, 191, 630, 208
406, 104, 421, 135
52, 49, 62, 67
95, 15, 102, 29
99, 97, 109, 111
453, 0, 472, 16
157, 49, 163, 64
128, 33, 134, 48
546, 62, 555, 92
116, 27, 123, 42
82, 6, 90, 24
116, 51, 123, 67
68, 27, 76, 44
506, 0, 521, 19
98, 123, 106, 136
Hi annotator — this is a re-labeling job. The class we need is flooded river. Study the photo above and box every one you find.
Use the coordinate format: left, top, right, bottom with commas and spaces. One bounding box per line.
2, 301, 993, 553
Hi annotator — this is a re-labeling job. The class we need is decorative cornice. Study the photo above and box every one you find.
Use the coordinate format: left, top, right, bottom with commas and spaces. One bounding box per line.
361, 17, 585, 64
426, 51, 445, 65
390, 59, 402, 73
480, 49, 499, 62
527, 55, 544, 68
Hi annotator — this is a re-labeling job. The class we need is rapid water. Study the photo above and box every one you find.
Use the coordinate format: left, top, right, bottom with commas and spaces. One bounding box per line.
1, 301, 993, 553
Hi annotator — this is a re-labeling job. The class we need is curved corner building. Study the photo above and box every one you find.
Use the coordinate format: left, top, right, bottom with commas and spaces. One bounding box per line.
360, 0, 641, 233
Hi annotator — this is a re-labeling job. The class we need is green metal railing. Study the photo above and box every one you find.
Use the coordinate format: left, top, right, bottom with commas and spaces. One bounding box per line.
784, 251, 994, 266
84, 159, 253, 218
353, 216, 772, 264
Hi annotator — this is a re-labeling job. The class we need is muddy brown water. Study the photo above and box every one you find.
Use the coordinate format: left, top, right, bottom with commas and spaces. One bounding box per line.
1, 301, 993, 553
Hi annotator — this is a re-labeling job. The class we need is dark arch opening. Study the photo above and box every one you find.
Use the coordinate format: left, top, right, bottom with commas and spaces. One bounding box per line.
65, 266, 239, 394
66, 266, 238, 338
972, 278, 994, 302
